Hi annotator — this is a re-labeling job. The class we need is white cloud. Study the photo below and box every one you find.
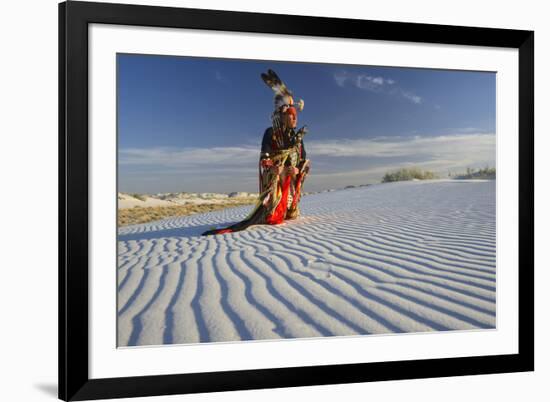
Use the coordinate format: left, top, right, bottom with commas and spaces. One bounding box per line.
355, 74, 395, 91
453, 127, 483, 133
401, 91, 422, 104
333, 71, 349, 87
119, 145, 258, 168
334, 70, 421, 104
334, 71, 396, 90
371, 77, 384, 85
121, 133, 494, 171
119, 133, 495, 192
307, 133, 495, 163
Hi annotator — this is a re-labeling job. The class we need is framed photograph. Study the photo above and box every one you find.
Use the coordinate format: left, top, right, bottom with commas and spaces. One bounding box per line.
59, 1, 534, 400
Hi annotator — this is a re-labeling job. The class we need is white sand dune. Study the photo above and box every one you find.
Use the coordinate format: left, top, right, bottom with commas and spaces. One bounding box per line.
117, 180, 496, 347
155, 191, 258, 206
118, 193, 176, 209
118, 192, 258, 209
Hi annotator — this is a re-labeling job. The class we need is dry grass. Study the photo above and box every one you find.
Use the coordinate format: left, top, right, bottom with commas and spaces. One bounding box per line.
118, 198, 257, 227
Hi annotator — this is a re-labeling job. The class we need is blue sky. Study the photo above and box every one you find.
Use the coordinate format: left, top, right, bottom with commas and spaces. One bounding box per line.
118, 53, 496, 194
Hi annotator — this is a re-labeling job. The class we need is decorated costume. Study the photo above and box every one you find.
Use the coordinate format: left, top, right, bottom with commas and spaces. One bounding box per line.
202, 69, 310, 236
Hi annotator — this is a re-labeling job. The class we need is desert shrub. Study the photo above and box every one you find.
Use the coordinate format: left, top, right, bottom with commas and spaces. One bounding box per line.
130, 193, 147, 202
453, 166, 496, 180
382, 167, 438, 183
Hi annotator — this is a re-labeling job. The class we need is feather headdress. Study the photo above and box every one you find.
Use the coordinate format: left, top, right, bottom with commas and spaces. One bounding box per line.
261, 69, 304, 113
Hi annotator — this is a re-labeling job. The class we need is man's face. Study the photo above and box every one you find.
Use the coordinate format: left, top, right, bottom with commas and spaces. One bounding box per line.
284, 109, 298, 128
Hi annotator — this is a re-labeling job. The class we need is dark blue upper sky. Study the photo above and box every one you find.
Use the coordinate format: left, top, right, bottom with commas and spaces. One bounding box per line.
118, 53, 496, 193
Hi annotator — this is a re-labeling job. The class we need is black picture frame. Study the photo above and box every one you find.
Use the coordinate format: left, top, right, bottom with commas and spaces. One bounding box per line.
59, 1, 534, 400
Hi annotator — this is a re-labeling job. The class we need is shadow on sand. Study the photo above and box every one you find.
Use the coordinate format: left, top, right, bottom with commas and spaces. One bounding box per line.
117, 220, 242, 242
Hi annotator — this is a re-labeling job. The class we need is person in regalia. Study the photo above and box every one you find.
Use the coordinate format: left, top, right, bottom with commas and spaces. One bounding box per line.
202, 69, 310, 235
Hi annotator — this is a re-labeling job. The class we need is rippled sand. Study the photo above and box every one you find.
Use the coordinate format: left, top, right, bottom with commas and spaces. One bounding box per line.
117, 180, 496, 347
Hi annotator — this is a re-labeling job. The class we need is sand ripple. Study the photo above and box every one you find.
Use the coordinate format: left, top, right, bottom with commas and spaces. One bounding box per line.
117, 180, 496, 346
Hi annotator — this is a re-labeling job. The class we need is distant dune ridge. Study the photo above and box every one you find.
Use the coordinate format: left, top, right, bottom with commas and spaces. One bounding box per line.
118, 192, 259, 226
117, 180, 496, 347
118, 191, 258, 209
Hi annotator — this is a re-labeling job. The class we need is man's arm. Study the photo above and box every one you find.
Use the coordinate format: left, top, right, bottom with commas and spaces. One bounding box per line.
260, 127, 282, 174
260, 127, 273, 158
